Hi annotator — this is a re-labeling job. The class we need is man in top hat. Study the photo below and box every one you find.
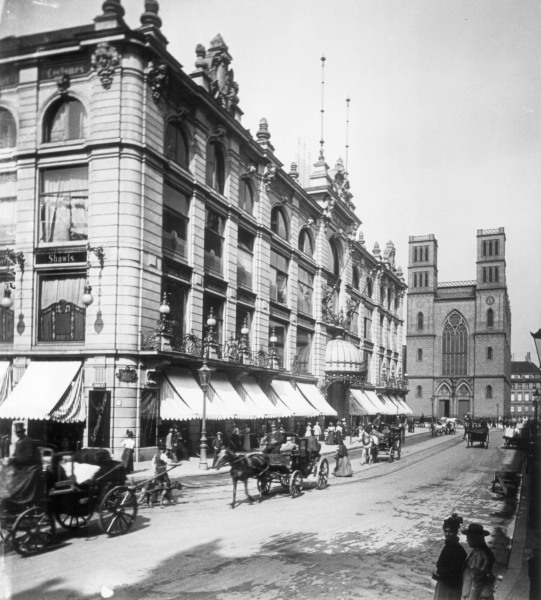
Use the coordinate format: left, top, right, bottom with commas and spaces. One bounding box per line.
461, 523, 495, 600
9, 422, 40, 470
262, 422, 284, 454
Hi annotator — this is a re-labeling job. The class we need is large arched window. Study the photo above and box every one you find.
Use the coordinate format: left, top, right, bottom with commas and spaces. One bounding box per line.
271, 206, 288, 239
417, 348, 423, 361
487, 346, 493, 360
298, 228, 314, 256
239, 179, 254, 214
486, 385, 493, 399
442, 312, 468, 376
417, 312, 424, 331
0, 108, 16, 148
164, 121, 189, 168
487, 308, 494, 328
44, 98, 86, 143
205, 141, 225, 193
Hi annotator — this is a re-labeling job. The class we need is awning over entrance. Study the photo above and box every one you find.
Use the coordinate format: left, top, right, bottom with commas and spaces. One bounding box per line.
0, 361, 82, 421
210, 373, 261, 419
349, 388, 378, 415
234, 376, 291, 418
0, 361, 11, 407
162, 368, 229, 420
390, 394, 413, 415
378, 394, 399, 416
269, 380, 320, 417
297, 383, 337, 416
363, 390, 387, 414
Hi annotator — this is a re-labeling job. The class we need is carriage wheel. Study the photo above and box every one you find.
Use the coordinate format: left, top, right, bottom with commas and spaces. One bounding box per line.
257, 475, 272, 496
316, 458, 329, 490
54, 511, 91, 530
12, 507, 55, 556
98, 486, 137, 537
290, 471, 302, 498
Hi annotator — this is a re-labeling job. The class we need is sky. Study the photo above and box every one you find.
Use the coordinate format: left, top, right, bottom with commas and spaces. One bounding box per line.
1, 0, 540, 361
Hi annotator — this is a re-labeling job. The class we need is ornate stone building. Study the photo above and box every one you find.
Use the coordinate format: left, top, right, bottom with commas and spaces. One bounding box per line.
0, 1, 407, 460
406, 229, 512, 419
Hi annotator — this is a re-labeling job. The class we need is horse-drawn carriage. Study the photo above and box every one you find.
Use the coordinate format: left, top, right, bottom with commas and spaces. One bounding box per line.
257, 434, 329, 498
503, 423, 530, 450
430, 420, 446, 437
0, 447, 138, 556
372, 426, 402, 462
441, 418, 457, 435
466, 420, 490, 448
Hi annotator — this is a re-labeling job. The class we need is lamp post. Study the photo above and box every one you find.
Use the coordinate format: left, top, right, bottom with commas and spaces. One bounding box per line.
197, 310, 216, 470
533, 388, 540, 440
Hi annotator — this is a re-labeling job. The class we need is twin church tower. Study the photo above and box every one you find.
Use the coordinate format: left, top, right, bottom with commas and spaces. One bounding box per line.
406, 228, 511, 419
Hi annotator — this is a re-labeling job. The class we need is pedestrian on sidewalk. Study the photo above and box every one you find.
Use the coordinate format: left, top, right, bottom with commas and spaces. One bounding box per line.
360, 423, 373, 465
120, 430, 135, 474
461, 523, 495, 600
313, 420, 322, 441
211, 432, 224, 468
431, 512, 467, 600
333, 440, 353, 477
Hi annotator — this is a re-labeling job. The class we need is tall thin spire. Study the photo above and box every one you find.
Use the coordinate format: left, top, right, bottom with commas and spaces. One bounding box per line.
319, 55, 326, 161
345, 97, 351, 172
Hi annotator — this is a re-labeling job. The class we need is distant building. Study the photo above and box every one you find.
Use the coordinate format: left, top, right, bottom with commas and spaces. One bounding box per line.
405, 229, 511, 419
511, 354, 541, 419
0, 1, 407, 460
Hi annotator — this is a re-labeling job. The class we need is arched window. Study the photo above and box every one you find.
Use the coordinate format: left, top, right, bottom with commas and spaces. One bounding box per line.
44, 98, 86, 143
298, 228, 314, 256
487, 308, 494, 328
442, 312, 468, 376
352, 267, 360, 290
205, 141, 225, 193
271, 206, 288, 239
164, 121, 189, 168
417, 312, 424, 331
239, 179, 254, 214
417, 348, 423, 361
487, 346, 493, 360
416, 385, 423, 399
486, 385, 493, 399
0, 108, 16, 148
330, 240, 341, 277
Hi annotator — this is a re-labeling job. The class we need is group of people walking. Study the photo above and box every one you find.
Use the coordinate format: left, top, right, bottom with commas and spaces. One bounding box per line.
432, 513, 496, 600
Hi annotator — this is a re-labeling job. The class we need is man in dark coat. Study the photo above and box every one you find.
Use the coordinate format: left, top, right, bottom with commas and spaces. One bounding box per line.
211, 432, 224, 468
9, 422, 40, 469
262, 423, 284, 454
4, 423, 41, 505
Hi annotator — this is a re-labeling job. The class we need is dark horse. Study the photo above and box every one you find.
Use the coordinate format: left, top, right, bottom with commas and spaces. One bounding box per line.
214, 448, 270, 509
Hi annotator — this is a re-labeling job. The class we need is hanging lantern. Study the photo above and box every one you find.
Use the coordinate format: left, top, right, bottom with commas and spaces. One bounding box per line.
81, 283, 94, 307
1, 287, 13, 309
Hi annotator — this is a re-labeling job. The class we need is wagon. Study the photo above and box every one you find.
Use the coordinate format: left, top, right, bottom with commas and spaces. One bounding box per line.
1, 447, 137, 556
503, 424, 530, 450
257, 435, 329, 498
466, 421, 490, 448
372, 426, 402, 462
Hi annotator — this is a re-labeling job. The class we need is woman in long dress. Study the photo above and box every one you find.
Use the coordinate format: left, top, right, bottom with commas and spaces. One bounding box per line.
120, 430, 135, 474
432, 513, 467, 600
333, 441, 353, 477
326, 422, 336, 445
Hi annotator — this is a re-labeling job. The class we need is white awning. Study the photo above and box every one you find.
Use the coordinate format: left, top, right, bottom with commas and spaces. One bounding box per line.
391, 394, 413, 415
0, 361, 11, 407
234, 376, 290, 418
162, 368, 229, 420
269, 380, 320, 417
378, 394, 399, 415
0, 361, 82, 421
210, 373, 261, 419
363, 390, 388, 415
297, 383, 337, 416
349, 388, 378, 415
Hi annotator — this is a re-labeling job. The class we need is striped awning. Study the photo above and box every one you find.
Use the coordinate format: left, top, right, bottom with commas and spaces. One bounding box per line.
297, 383, 337, 416
0, 362, 11, 407
363, 390, 388, 415
349, 388, 378, 415
234, 376, 290, 418
0, 361, 82, 421
391, 394, 413, 415
378, 394, 399, 415
210, 373, 261, 419
269, 380, 320, 417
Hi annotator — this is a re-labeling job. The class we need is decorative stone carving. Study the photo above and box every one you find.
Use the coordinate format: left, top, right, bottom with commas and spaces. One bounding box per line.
263, 164, 276, 193
208, 124, 227, 144
91, 42, 121, 90
56, 73, 70, 94
332, 157, 353, 205
146, 60, 168, 103
140, 0, 162, 28
194, 35, 239, 114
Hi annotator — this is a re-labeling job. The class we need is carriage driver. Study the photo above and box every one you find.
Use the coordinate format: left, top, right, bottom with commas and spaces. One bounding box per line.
8, 422, 40, 470
262, 422, 284, 454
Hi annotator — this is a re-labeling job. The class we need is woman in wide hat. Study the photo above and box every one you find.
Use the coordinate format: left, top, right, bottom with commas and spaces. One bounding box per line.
461, 523, 496, 600
432, 513, 467, 600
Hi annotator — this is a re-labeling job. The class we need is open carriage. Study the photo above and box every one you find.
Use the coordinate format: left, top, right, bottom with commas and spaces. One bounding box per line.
0, 447, 137, 556
503, 423, 530, 450
372, 426, 402, 462
257, 435, 329, 498
466, 420, 490, 448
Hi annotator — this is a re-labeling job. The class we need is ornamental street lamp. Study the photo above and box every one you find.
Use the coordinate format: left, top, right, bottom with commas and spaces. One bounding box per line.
197, 310, 216, 470
533, 388, 540, 440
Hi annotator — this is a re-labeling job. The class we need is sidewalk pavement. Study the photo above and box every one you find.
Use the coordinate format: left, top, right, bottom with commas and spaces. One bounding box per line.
122, 425, 435, 486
